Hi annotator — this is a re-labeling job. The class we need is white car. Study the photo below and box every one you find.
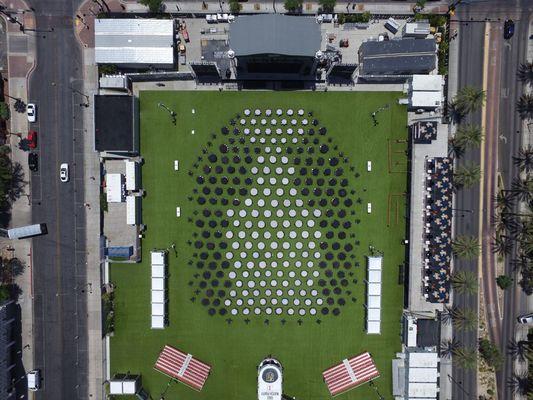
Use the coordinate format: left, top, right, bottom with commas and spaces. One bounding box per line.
27, 103, 36, 123
27, 369, 41, 391
60, 163, 69, 182
517, 313, 533, 324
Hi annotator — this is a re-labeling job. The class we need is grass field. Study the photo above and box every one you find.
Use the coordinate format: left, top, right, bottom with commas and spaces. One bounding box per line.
110, 91, 408, 400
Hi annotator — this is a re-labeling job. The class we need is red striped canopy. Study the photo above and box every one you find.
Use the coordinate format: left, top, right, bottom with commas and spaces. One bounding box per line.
154, 345, 211, 391
322, 352, 380, 396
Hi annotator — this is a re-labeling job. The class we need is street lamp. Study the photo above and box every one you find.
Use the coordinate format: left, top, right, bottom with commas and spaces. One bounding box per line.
70, 86, 90, 107
447, 373, 470, 397
158, 102, 177, 125
368, 381, 385, 400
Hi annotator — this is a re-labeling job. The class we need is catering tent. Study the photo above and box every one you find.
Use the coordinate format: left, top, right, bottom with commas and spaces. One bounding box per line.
322, 352, 380, 396
154, 345, 212, 391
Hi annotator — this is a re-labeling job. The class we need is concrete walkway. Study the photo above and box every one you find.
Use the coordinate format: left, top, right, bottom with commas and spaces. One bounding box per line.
121, 0, 450, 15
0, 0, 37, 394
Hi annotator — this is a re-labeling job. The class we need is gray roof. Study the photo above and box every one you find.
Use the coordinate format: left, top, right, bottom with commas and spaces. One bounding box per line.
0, 301, 14, 399
95, 19, 174, 65
359, 39, 436, 75
230, 15, 321, 57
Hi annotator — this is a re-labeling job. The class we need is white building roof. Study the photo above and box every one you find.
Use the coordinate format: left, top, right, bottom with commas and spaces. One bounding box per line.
368, 283, 382, 296
95, 19, 174, 65
408, 382, 438, 398
412, 75, 443, 92
409, 352, 439, 368
404, 22, 431, 36
409, 367, 438, 383
411, 91, 442, 108
106, 173, 124, 203
122, 379, 138, 394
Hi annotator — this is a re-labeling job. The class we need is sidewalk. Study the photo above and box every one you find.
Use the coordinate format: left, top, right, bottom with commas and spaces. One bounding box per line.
0, 0, 37, 389
121, 0, 450, 15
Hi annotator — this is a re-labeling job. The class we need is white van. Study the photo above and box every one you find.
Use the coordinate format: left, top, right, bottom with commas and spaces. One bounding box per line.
27, 369, 41, 391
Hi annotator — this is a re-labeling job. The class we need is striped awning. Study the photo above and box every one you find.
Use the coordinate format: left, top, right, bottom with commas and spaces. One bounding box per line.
154, 345, 211, 391
322, 352, 380, 396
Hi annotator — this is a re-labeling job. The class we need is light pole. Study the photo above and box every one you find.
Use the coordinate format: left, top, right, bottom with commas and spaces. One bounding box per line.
70, 86, 90, 107
447, 373, 470, 397
368, 381, 384, 400
158, 102, 177, 125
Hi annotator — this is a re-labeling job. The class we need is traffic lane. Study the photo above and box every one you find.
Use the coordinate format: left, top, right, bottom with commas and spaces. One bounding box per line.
452, 14, 485, 400
498, 15, 530, 400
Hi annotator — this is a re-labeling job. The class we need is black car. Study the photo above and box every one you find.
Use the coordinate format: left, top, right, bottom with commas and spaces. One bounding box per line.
28, 152, 38, 172
504, 19, 515, 39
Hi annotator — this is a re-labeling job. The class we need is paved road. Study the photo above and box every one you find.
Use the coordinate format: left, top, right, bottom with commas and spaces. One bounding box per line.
454, 1, 530, 398
26, 0, 87, 399
495, 1, 531, 398
453, 8, 484, 397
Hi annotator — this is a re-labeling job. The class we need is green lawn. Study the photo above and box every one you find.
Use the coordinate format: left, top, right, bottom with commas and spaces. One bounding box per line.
110, 91, 408, 400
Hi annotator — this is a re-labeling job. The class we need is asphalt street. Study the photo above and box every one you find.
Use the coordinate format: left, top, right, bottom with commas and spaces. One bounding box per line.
25, 0, 87, 399
453, 10, 484, 399
454, 1, 531, 399
495, 2, 531, 398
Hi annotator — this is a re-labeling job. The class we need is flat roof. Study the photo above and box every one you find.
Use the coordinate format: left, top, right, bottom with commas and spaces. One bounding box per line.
359, 39, 436, 75
95, 19, 174, 65
94, 95, 136, 153
230, 15, 321, 57
412, 75, 443, 91
409, 352, 438, 368
416, 319, 440, 347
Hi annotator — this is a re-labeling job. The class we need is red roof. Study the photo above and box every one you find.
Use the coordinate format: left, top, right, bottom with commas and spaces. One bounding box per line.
154, 345, 211, 391
322, 352, 380, 396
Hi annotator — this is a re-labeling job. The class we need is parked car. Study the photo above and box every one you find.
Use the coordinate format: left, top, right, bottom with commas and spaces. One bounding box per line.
517, 313, 533, 324
27, 369, 41, 391
504, 19, 515, 39
27, 130, 37, 149
60, 163, 69, 182
28, 152, 38, 172
26, 103, 36, 123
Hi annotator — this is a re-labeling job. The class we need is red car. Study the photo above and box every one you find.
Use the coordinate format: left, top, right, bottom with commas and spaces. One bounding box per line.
27, 130, 37, 149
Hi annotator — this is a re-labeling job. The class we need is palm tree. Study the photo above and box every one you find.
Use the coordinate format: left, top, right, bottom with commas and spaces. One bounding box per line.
452, 235, 480, 260
452, 124, 483, 151
511, 253, 530, 273
451, 270, 478, 294
513, 145, 533, 173
452, 308, 477, 331
453, 348, 478, 369
517, 62, 533, 85
516, 93, 533, 120
494, 190, 515, 212
507, 339, 532, 362
492, 210, 516, 234
439, 306, 454, 325
455, 86, 486, 115
454, 164, 481, 189
511, 176, 533, 204
507, 373, 532, 396
440, 337, 462, 359
491, 234, 514, 256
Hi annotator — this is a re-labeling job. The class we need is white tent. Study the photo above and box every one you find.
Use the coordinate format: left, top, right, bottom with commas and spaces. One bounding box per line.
125, 160, 138, 191
366, 256, 383, 334
126, 195, 138, 225
152, 264, 165, 278
151, 251, 166, 266
106, 174, 124, 203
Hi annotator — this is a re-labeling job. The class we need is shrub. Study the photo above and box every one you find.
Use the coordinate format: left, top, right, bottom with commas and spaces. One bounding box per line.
284, 0, 302, 12
479, 338, 503, 369
496, 275, 513, 290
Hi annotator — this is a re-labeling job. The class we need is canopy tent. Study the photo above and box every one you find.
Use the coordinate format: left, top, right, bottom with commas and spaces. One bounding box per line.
322, 352, 380, 396
154, 345, 211, 391
366, 256, 383, 334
